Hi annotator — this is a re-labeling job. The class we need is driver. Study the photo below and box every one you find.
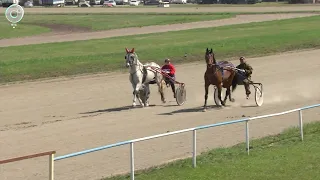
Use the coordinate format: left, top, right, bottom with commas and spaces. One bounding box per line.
236, 57, 253, 99
161, 58, 176, 98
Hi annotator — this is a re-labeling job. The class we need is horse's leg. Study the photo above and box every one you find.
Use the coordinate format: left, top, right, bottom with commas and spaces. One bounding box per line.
223, 87, 229, 105
217, 84, 225, 106
145, 84, 150, 107
137, 84, 144, 107
132, 89, 137, 107
228, 86, 235, 102
159, 79, 166, 103
203, 82, 209, 111
131, 79, 138, 107
155, 72, 166, 103
134, 83, 144, 107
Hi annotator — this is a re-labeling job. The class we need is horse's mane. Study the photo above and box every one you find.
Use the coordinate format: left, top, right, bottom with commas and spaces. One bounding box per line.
133, 52, 143, 66
133, 52, 139, 60
212, 53, 217, 64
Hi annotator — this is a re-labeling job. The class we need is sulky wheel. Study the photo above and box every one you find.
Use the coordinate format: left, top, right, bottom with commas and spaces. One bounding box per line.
254, 83, 264, 107
175, 84, 186, 106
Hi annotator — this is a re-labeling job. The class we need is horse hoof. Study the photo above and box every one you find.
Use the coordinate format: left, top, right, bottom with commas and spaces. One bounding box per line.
230, 98, 235, 102
203, 108, 207, 112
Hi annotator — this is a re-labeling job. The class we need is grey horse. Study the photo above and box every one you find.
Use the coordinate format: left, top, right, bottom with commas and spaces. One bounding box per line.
125, 48, 166, 107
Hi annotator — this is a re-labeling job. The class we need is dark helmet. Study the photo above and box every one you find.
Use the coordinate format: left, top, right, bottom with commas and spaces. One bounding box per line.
164, 58, 171, 63
239, 56, 245, 61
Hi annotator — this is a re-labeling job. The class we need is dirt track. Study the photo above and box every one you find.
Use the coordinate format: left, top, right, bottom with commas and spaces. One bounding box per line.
1, 7, 320, 180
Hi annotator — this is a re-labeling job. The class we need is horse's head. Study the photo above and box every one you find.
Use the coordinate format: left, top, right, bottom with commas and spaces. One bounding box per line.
125, 48, 138, 68
205, 48, 215, 66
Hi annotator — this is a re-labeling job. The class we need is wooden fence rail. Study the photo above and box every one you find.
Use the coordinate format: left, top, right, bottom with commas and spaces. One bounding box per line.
0, 151, 56, 180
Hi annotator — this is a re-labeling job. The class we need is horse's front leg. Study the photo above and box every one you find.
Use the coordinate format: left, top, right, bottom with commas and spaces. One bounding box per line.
135, 84, 144, 107
203, 83, 209, 111
132, 85, 137, 107
217, 84, 225, 106
132, 90, 138, 107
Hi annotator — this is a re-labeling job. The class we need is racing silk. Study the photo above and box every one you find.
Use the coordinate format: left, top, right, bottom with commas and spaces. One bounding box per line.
161, 64, 176, 76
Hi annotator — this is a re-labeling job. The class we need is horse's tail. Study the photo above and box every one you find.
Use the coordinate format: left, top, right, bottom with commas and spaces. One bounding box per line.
232, 72, 238, 92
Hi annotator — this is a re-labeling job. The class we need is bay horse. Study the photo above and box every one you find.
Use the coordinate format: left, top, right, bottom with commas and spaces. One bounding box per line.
203, 48, 238, 111
125, 48, 166, 107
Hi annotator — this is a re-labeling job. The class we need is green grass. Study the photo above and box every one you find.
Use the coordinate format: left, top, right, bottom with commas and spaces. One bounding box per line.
0, 20, 51, 39
1, 15, 320, 83
103, 121, 320, 180
0, 14, 233, 39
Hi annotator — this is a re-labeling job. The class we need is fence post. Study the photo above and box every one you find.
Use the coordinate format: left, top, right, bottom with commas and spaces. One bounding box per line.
49, 153, 54, 180
299, 110, 304, 141
245, 120, 250, 155
130, 142, 135, 180
192, 130, 197, 168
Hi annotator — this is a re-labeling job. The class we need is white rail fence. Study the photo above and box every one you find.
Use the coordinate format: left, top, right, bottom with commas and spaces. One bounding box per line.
1, 104, 319, 180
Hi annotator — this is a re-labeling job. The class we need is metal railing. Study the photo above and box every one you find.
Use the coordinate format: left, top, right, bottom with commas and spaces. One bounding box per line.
53, 103, 320, 180
0, 151, 55, 180
2, 104, 319, 180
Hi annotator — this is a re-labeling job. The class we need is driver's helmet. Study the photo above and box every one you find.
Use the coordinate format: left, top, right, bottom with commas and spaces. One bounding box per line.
164, 58, 171, 63
239, 56, 245, 61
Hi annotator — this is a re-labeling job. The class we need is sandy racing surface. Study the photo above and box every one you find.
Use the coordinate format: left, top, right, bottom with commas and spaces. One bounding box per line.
1, 7, 320, 180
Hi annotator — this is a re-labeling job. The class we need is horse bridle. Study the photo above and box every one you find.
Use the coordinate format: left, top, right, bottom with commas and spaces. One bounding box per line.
205, 52, 224, 75
205, 53, 217, 67
125, 52, 144, 75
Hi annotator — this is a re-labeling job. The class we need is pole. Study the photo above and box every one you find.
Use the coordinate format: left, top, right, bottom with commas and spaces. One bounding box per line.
192, 130, 197, 168
130, 142, 135, 180
299, 110, 304, 141
49, 153, 54, 180
246, 120, 250, 155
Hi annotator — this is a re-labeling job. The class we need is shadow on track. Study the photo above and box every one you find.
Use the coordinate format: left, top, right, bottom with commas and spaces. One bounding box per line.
80, 104, 157, 114
158, 105, 225, 115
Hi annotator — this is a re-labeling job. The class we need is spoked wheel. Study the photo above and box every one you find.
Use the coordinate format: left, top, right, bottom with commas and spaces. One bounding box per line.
214, 86, 224, 106
254, 83, 264, 107
175, 84, 186, 106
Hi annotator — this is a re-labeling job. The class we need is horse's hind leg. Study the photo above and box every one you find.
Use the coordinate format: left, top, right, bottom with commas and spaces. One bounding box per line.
160, 79, 166, 103
228, 87, 235, 102
145, 84, 150, 107
223, 88, 229, 105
